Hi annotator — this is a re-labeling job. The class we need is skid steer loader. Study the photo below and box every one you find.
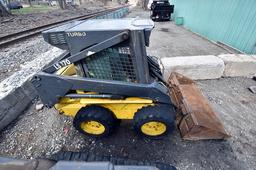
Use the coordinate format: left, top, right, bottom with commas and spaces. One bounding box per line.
31, 18, 176, 139
31, 18, 229, 140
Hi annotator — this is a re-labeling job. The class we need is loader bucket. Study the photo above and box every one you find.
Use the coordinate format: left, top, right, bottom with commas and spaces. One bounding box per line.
168, 72, 230, 140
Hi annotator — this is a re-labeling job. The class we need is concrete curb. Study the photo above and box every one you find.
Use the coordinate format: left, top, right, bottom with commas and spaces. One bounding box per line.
0, 47, 64, 131
162, 55, 225, 80
162, 54, 256, 80
0, 81, 37, 131
217, 54, 256, 78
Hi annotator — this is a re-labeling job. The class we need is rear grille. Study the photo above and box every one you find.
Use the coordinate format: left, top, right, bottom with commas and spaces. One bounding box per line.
83, 47, 137, 82
49, 33, 66, 45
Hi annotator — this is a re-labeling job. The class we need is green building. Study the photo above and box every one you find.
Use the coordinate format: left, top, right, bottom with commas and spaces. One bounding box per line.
171, 0, 256, 54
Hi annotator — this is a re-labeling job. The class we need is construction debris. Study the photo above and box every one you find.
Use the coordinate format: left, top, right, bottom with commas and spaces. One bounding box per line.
35, 104, 44, 111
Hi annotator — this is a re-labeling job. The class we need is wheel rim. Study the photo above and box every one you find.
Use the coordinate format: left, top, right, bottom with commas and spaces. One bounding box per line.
80, 121, 105, 135
141, 121, 166, 136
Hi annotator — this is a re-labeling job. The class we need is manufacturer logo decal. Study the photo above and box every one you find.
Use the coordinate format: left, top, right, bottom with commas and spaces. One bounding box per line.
67, 32, 86, 37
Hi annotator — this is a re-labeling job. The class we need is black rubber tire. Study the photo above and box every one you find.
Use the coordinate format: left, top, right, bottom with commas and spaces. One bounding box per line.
114, 118, 122, 127
133, 105, 175, 139
49, 151, 177, 170
73, 105, 117, 138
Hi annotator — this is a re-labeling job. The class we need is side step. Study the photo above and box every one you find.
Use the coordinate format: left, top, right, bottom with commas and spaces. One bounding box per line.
168, 72, 230, 140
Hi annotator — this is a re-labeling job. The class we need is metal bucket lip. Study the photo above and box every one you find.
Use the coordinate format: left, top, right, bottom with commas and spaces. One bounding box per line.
168, 72, 231, 140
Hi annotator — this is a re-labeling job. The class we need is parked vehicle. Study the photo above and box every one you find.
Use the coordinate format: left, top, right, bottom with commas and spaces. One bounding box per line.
8, 1, 23, 9
150, 0, 174, 21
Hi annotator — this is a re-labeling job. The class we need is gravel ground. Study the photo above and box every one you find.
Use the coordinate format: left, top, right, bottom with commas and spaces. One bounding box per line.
0, 36, 52, 82
0, 0, 106, 37
0, 77, 255, 170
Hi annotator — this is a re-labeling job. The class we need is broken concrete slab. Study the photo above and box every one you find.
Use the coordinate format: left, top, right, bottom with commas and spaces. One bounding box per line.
0, 47, 64, 131
161, 55, 225, 80
218, 54, 256, 77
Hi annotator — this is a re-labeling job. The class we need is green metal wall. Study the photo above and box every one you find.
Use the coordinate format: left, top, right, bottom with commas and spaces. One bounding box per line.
171, 0, 256, 54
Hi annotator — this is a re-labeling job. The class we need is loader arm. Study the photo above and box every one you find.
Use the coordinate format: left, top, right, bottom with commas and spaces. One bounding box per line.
31, 72, 172, 107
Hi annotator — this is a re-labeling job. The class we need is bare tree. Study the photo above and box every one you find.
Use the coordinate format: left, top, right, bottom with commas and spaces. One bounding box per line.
27, 0, 32, 6
58, 0, 66, 9
0, 0, 11, 17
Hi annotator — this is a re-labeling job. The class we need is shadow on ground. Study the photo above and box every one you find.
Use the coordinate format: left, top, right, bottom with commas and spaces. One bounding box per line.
62, 120, 243, 170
